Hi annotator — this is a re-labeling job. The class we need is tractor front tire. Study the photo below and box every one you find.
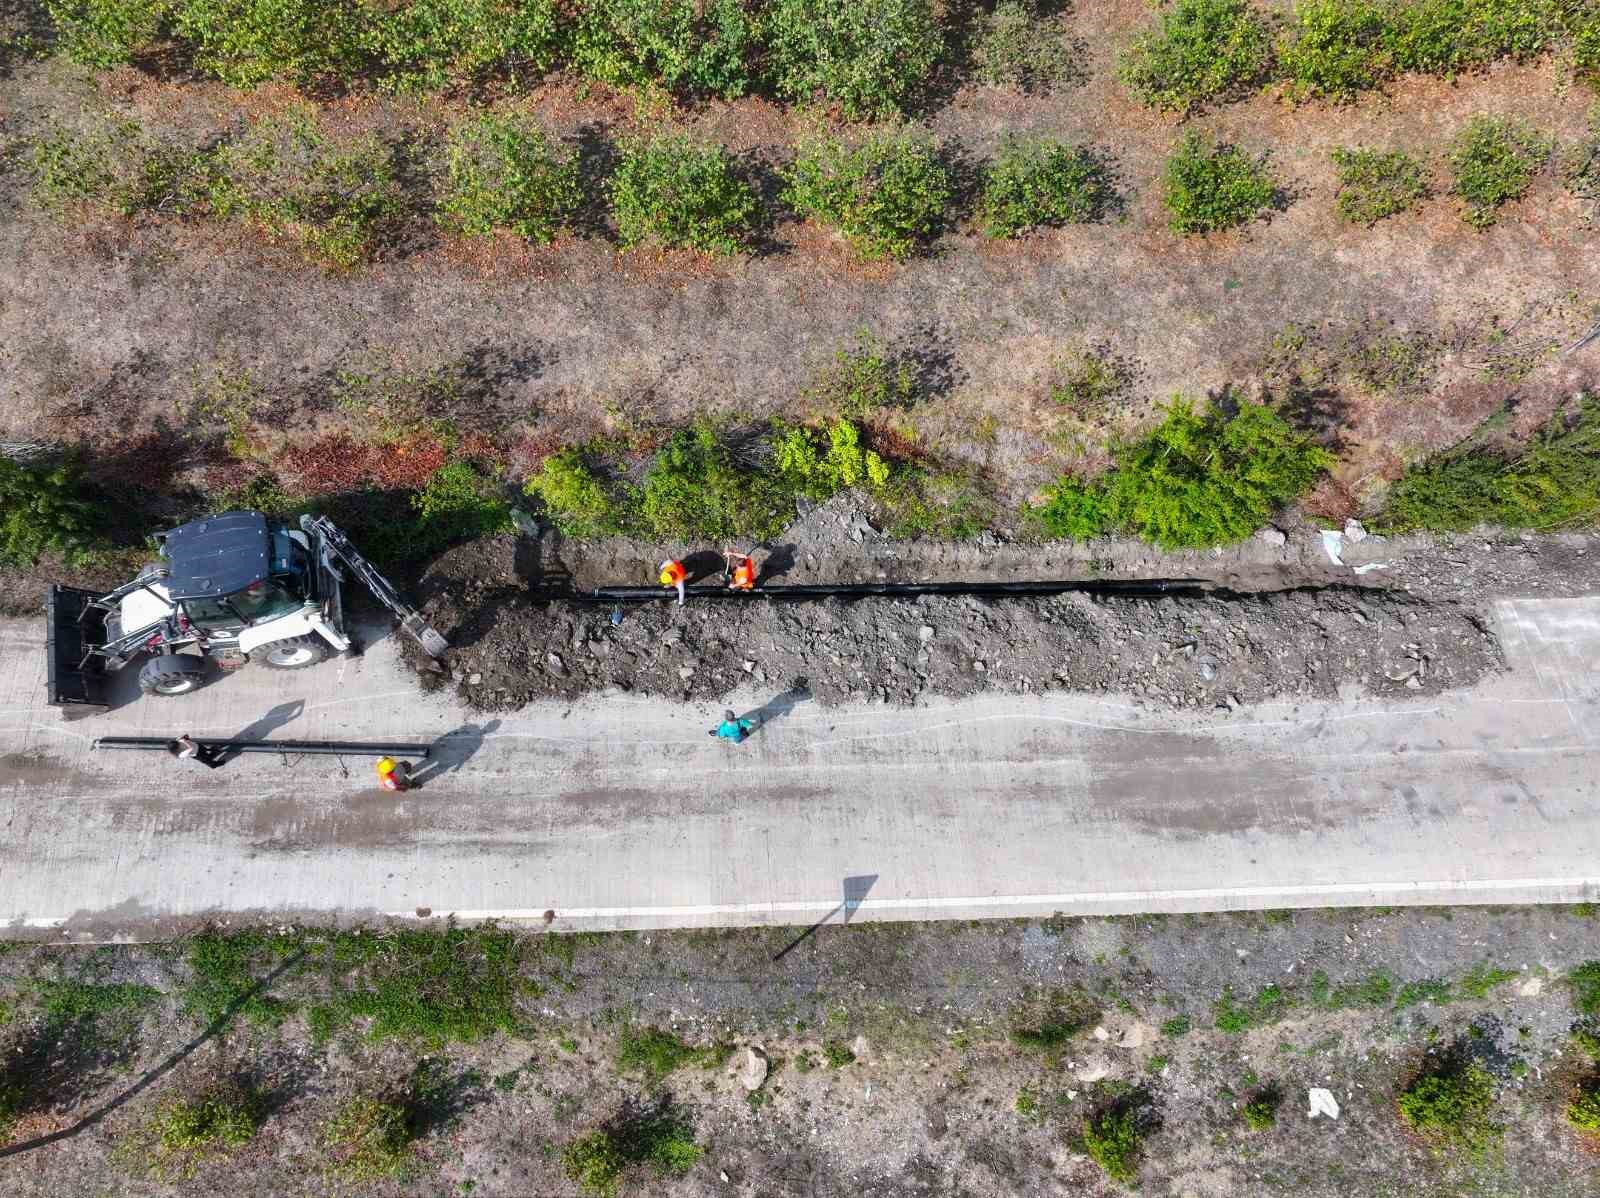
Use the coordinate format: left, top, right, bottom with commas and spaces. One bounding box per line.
253, 635, 330, 670
138, 654, 207, 697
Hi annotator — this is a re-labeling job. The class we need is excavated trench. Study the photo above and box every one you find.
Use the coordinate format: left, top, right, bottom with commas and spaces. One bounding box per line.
403, 531, 1515, 713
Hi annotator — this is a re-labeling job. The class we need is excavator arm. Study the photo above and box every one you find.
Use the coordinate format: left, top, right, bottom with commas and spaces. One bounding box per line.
301, 516, 449, 658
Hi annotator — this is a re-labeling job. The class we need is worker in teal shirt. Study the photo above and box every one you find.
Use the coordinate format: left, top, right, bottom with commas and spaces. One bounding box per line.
710, 710, 758, 743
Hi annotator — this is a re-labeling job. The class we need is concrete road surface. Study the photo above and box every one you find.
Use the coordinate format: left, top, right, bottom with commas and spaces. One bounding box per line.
0, 597, 1596, 938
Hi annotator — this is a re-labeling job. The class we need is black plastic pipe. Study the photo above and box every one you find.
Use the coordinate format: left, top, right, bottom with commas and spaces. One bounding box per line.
577, 578, 1210, 603
94, 737, 432, 757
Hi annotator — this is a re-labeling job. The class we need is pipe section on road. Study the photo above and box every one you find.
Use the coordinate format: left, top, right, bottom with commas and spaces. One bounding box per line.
93, 737, 433, 757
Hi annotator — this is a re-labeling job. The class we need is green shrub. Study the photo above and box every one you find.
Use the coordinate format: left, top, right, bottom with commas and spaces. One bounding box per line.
322, 1095, 415, 1182
800, 330, 914, 418
523, 446, 621, 537
1035, 398, 1330, 549
1212, 983, 1295, 1032
206, 115, 405, 268
1162, 131, 1277, 234
1331, 146, 1428, 224
823, 1038, 856, 1067
636, 423, 789, 541
562, 1108, 702, 1197
1375, 398, 1600, 532
44, 0, 165, 67
1049, 345, 1131, 414
1575, 10, 1600, 86
1570, 1080, 1600, 1132
609, 134, 757, 255
774, 419, 891, 498
973, 0, 1080, 91
31, 120, 218, 219
979, 137, 1112, 238
1242, 1085, 1281, 1130
360, 0, 562, 93
764, 0, 943, 118
1116, 0, 1273, 114
1448, 115, 1552, 227
0, 456, 102, 567
439, 114, 579, 242
615, 1026, 721, 1081
119, 1086, 262, 1179
1396, 1057, 1499, 1154
1572, 961, 1600, 1016
783, 132, 950, 260
1008, 987, 1099, 1050
171, 0, 361, 89
411, 462, 512, 555
1160, 1015, 1192, 1037
1394, 978, 1453, 1009
1083, 1105, 1141, 1183
1385, 0, 1560, 77
1458, 963, 1517, 999
1565, 107, 1600, 215
572, 0, 753, 96
1277, 0, 1390, 100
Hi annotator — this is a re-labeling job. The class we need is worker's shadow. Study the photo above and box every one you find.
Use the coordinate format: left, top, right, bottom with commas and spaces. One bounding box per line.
737, 680, 811, 732
682, 549, 725, 584
408, 720, 502, 788
215, 700, 305, 765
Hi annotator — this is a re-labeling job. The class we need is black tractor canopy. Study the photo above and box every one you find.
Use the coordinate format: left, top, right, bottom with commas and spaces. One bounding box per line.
160, 511, 273, 601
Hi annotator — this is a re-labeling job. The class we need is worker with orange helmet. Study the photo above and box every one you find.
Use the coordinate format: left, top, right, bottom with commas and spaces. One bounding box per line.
375, 756, 410, 792
723, 549, 757, 591
658, 558, 687, 606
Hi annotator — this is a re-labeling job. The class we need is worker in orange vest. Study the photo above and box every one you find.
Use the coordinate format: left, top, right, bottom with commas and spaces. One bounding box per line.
723, 549, 757, 591
375, 756, 410, 792
658, 558, 687, 606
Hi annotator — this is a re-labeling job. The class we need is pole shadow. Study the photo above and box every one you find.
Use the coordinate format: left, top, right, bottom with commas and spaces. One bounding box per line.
213, 699, 306, 765
772, 874, 879, 962
407, 719, 502, 788
0, 948, 307, 1159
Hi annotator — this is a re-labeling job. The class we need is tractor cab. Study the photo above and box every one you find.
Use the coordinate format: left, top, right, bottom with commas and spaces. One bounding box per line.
159, 512, 311, 634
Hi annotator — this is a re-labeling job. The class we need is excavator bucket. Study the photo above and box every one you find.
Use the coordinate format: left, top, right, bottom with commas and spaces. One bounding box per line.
45, 584, 110, 709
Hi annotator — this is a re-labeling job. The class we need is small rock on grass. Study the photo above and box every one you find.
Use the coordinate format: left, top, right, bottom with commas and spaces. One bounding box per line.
735, 1046, 768, 1091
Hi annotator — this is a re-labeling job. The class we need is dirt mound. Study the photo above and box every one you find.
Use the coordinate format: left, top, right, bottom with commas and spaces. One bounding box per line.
412, 537, 1501, 711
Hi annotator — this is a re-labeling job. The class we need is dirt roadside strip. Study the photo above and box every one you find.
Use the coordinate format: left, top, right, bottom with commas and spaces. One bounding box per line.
0, 589, 1594, 938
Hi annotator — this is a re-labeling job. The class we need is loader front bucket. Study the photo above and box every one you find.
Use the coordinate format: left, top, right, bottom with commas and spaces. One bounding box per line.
46, 584, 109, 710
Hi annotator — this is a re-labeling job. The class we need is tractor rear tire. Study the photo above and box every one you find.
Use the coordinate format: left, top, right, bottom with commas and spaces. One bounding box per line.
253, 635, 329, 670
138, 654, 207, 697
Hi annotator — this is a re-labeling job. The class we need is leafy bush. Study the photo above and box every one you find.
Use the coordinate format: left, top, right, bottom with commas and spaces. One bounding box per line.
1375, 398, 1600, 532
1008, 987, 1099, 1050
1160, 1015, 1192, 1037
609, 134, 757, 255
823, 1038, 857, 1067
563, 1108, 702, 1197
1162, 131, 1277, 234
523, 446, 622, 537
637, 422, 789, 541
1083, 1105, 1141, 1183
1571, 961, 1600, 1016
439, 114, 579, 242
44, 0, 165, 67
1385, 0, 1560, 77
615, 1026, 726, 1081
118, 1086, 262, 1179
979, 137, 1112, 238
1448, 115, 1552, 227
774, 419, 891, 498
1575, 9, 1600, 86
783, 132, 950, 260
1242, 1085, 1282, 1130
1035, 398, 1331, 548
1396, 1057, 1499, 1153
1213, 983, 1295, 1032
879, 467, 995, 539
171, 0, 360, 89
322, 1096, 415, 1182
359, 0, 562, 92
1565, 107, 1600, 217
1049, 345, 1132, 414
1277, 0, 1390, 100
572, 0, 753, 96
410, 462, 512, 555
1116, 0, 1273, 114
1332, 146, 1429, 224
206, 114, 405, 268
1570, 1080, 1600, 1132
0, 456, 102, 567
764, 0, 942, 118
973, 0, 1080, 91
800, 330, 915, 417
